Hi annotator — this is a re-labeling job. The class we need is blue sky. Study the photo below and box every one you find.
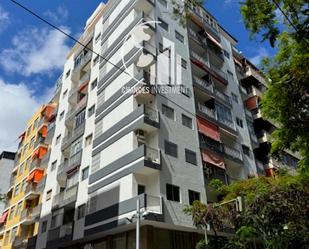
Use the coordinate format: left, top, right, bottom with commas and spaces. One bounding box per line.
0, 0, 274, 152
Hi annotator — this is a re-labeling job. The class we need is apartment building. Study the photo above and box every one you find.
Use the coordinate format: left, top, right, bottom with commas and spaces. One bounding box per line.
232, 50, 300, 176
1, 97, 59, 249
0, 151, 16, 247
24, 1, 264, 249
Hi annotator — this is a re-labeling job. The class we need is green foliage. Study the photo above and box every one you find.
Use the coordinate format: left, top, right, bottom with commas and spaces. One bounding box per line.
240, 0, 309, 171
171, 0, 203, 26
185, 172, 309, 249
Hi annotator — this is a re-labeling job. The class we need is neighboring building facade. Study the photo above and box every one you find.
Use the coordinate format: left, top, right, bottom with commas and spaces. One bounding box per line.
1, 98, 59, 249
232, 49, 300, 175
0, 151, 16, 247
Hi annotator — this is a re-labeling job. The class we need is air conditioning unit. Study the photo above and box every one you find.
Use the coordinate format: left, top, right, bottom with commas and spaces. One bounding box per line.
135, 129, 146, 143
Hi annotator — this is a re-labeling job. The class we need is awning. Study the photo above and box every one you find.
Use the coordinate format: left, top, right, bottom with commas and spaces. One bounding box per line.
246, 96, 258, 111
205, 31, 223, 49
79, 80, 89, 92
202, 150, 225, 169
197, 117, 221, 142
0, 211, 8, 224
27, 169, 44, 183
32, 146, 47, 160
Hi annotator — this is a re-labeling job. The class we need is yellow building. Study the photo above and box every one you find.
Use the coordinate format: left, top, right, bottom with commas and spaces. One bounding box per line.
2, 103, 57, 249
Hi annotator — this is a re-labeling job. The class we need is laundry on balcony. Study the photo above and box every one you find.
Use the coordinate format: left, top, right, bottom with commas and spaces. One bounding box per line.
197, 116, 220, 142
202, 150, 225, 169
27, 169, 44, 183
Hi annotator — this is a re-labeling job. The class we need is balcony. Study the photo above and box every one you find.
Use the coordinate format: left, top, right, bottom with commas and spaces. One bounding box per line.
24, 184, 40, 200
45, 122, 56, 144
188, 28, 208, 48
192, 75, 214, 95
217, 113, 236, 132
190, 50, 209, 68
68, 74, 90, 104
256, 130, 272, 144
12, 237, 28, 249
214, 88, 231, 105
199, 135, 224, 155
47, 222, 73, 246
224, 145, 243, 164
52, 184, 78, 210
61, 122, 86, 152
144, 146, 161, 167
135, 105, 160, 133
65, 96, 88, 128
134, 71, 156, 103
134, 0, 154, 13
20, 204, 41, 225
36, 175, 46, 193
72, 51, 92, 80
197, 103, 216, 120
57, 150, 83, 185
243, 66, 267, 86
40, 149, 50, 168
210, 64, 228, 85
29, 158, 45, 172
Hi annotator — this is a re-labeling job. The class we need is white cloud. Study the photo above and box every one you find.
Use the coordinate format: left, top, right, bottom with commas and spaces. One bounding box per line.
0, 79, 54, 153
0, 27, 70, 76
44, 6, 69, 24
249, 47, 270, 66
0, 4, 10, 32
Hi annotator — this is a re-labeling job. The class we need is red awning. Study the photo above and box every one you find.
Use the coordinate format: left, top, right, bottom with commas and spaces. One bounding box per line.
206, 32, 223, 49
79, 81, 89, 92
246, 96, 258, 111
27, 169, 44, 183
197, 117, 221, 142
0, 211, 8, 224
202, 150, 225, 169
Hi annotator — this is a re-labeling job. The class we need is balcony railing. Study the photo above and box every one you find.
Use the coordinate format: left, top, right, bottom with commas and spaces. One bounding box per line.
61, 122, 86, 151
197, 103, 216, 120
20, 204, 41, 222
192, 76, 214, 93
52, 184, 78, 208
36, 175, 46, 192
244, 66, 266, 85
73, 51, 92, 72
144, 106, 159, 123
145, 146, 160, 165
214, 88, 231, 105
57, 150, 83, 176
12, 237, 28, 248
188, 28, 207, 47
224, 145, 243, 162
142, 194, 163, 214
47, 222, 73, 243
25, 183, 38, 196
190, 51, 208, 67
210, 64, 228, 82
199, 135, 224, 154
217, 114, 236, 131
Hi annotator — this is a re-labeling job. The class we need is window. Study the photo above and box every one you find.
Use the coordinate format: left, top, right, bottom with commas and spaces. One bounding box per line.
159, 43, 171, 58
77, 204, 86, 219
162, 104, 174, 120
231, 93, 238, 103
51, 160, 57, 171
223, 50, 230, 59
66, 70, 70, 78
46, 189, 52, 201
50, 215, 57, 229
158, 17, 169, 31
85, 134, 93, 147
182, 114, 192, 129
41, 221, 47, 233
93, 55, 99, 66
242, 145, 250, 156
75, 110, 86, 128
158, 0, 167, 7
67, 171, 79, 188
88, 105, 95, 117
164, 140, 178, 158
175, 30, 184, 43
82, 166, 89, 181
236, 117, 244, 128
181, 58, 187, 69
15, 202, 22, 216
95, 33, 101, 43
14, 184, 20, 196
166, 184, 180, 202
56, 134, 61, 145
59, 111, 65, 120
8, 206, 15, 220
91, 79, 98, 90
19, 163, 24, 175
185, 149, 197, 165
10, 227, 17, 242
21, 179, 27, 192
30, 136, 35, 148
188, 190, 200, 205
63, 89, 68, 98
138, 185, 145, 195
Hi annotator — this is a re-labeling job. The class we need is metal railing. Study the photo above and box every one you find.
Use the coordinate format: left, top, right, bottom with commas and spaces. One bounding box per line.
224, 145, 243, 162
217, 114, 236, 131
214, 88, 231, 104
47, 222, 73, 242
144, 106, 159, 122
145, 146, 160, 164
199, 135, 224, 154
188, 28, 207, 47
190, 51, 208, 66
25, 183, 38, 196
73, 51, 92, 72
197, 103, 216, 119
210, 64, 228, 82
143, 194, 163, 214
36, 175, 46, 192
20, 205, 41, 222
57, 150, 83, 176
33, 136, 46, 150
192, 76, 214, 93
52, 185, 78, 208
